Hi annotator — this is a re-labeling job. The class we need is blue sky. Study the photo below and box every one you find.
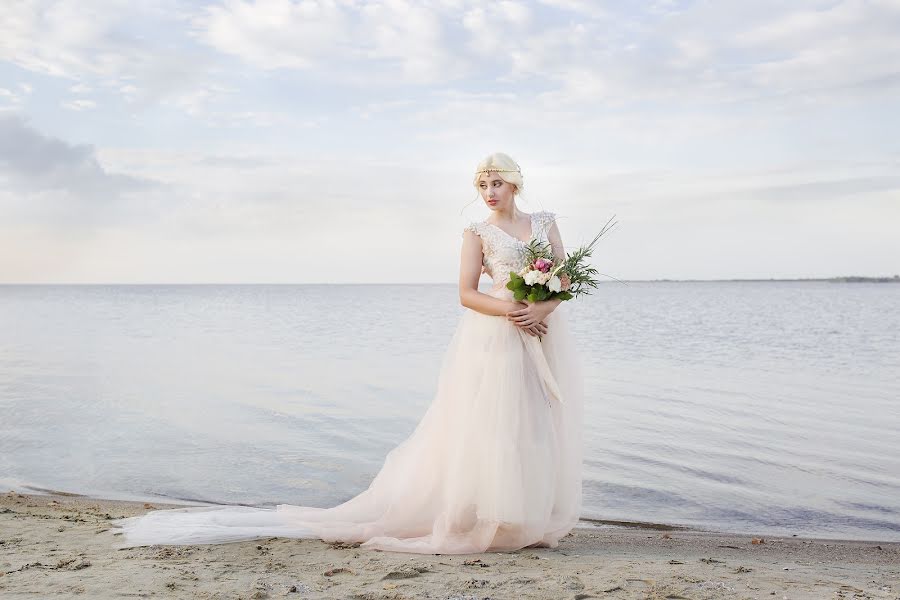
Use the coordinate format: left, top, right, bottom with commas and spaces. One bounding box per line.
1, 0, 898, 282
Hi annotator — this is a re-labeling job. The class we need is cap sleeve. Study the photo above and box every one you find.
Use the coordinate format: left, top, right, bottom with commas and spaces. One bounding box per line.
462, 222, 481, 239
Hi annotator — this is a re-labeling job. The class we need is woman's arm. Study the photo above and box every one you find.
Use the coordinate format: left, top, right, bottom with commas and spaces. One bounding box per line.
547, 219, 565, 273
459, 230, 521, 316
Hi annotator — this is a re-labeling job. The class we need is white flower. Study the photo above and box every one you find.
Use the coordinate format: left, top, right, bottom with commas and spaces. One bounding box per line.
547, 275, 562, 292
537, 271, 552, 285
524, 269, 541, 285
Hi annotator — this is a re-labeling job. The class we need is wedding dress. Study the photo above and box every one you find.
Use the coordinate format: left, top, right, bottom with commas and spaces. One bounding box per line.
111, 210, 585, 554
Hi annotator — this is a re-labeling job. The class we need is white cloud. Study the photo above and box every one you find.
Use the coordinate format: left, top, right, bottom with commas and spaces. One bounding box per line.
0, 0, 141, 78
351, 98, 416, 120
199, 0, 349, 70
0, 82, 33, 108
360, 0, 463, 83
655, 1, 900, 101
197, 0, 467, 83
0, 88, 21, 103
535, 0, 608, 19
0, 1, 228, 117
498, 1, 531, 26
62, 99, 97, 111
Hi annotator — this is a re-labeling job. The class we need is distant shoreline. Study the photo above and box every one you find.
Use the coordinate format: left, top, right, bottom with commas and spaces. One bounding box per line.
644, 276, 900, 283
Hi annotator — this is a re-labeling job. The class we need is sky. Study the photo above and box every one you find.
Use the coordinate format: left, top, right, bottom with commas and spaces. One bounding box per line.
0, 0, 898, 283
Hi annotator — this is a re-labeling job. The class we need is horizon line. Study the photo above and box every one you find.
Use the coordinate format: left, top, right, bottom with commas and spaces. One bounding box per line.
1, 276, 898, 286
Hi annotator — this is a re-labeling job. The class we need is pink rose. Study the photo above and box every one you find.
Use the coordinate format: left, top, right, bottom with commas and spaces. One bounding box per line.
559, 273, 571, 291
533, 258, 552, 273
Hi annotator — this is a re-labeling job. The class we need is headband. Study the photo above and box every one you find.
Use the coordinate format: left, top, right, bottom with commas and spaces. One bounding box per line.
475, 167, 521, 174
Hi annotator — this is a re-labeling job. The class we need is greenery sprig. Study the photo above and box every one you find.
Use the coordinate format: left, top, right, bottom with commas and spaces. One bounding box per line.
506, 214, 619, 302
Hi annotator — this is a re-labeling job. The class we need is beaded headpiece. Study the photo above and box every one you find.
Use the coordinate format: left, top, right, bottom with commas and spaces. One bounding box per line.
475, 167, 521, 174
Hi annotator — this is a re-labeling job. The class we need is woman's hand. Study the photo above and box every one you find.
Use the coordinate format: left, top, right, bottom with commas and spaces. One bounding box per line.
529, 320, 549, 337
503, 302, 548, 336
506, 300, 555, 330
511, 318, 548, 337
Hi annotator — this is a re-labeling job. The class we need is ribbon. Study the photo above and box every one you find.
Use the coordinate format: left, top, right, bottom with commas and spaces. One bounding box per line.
517, 329, 564, 406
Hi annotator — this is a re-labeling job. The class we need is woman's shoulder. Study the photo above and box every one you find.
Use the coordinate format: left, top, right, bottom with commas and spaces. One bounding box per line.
462, 219, 486, 240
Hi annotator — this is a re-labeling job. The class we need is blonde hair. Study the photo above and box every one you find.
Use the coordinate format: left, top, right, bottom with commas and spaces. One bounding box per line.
472, 152, 524, 196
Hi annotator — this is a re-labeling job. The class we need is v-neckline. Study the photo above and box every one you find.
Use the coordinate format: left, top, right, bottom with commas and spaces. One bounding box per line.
484, 212, 535, 245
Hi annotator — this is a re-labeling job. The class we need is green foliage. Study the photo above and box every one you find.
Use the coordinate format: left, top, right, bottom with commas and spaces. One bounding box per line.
523, 239, 554, 263
506, 271, 563, 302
507, 272, 528, 301
505, 215, 619, 302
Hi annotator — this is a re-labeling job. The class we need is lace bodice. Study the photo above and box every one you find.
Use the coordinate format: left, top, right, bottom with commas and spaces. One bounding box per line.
463, 211, 557, 291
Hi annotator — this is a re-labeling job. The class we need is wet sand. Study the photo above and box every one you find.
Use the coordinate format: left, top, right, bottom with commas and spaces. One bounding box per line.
1, 490, 898, 599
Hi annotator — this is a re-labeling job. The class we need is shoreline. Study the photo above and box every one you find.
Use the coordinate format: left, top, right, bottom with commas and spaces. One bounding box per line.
2, 490, 898, 599
10, 483, 899, 545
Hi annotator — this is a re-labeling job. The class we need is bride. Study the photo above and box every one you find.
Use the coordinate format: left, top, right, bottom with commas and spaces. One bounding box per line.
112, 152, 585, 555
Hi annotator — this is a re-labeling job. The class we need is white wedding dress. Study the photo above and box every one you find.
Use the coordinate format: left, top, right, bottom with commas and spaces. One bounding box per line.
111, 210, 585, 554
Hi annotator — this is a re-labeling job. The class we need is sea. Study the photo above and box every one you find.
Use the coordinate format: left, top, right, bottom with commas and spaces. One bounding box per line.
1, 282, 898, 542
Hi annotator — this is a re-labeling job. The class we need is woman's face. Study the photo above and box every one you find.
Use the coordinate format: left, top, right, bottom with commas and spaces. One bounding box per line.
477, 172, 517, 211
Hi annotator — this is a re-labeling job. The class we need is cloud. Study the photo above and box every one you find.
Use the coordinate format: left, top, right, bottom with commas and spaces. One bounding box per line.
656, 1, 900, 101
0, 0, 144, 78
0, 87, 22, 108
0, 82, 31, 110
195, 155, 274, 169
0, 115, 155, 224
5, 0, 896, 121
0, 1, 227, 115
739, 174, 900, 204
199, 0, 349, 70
62, 99, 97, 111
466, 1, 900, 111
535, 0, 608, 19
196, 0, 467, 84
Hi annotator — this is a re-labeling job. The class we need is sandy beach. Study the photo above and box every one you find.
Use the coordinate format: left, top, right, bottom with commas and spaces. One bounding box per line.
1, 490, 897, 599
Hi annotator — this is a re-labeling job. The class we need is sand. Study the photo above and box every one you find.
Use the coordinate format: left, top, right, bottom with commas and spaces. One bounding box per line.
1, 490, 898, 599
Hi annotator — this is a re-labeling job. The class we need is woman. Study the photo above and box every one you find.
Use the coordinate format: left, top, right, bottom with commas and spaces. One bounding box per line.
111, 152, 585, 554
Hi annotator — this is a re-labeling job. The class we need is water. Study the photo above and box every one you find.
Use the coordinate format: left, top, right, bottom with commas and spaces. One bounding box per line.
1, 282, 898, 542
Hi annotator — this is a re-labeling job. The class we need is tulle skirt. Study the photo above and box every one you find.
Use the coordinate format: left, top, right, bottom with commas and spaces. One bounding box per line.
111, 288, 585, 554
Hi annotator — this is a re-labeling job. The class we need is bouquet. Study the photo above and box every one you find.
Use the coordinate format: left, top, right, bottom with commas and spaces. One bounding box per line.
506, 215, 619, 303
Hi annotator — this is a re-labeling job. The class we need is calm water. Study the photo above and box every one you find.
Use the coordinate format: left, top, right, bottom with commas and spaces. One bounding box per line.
1, 282, 898, 541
